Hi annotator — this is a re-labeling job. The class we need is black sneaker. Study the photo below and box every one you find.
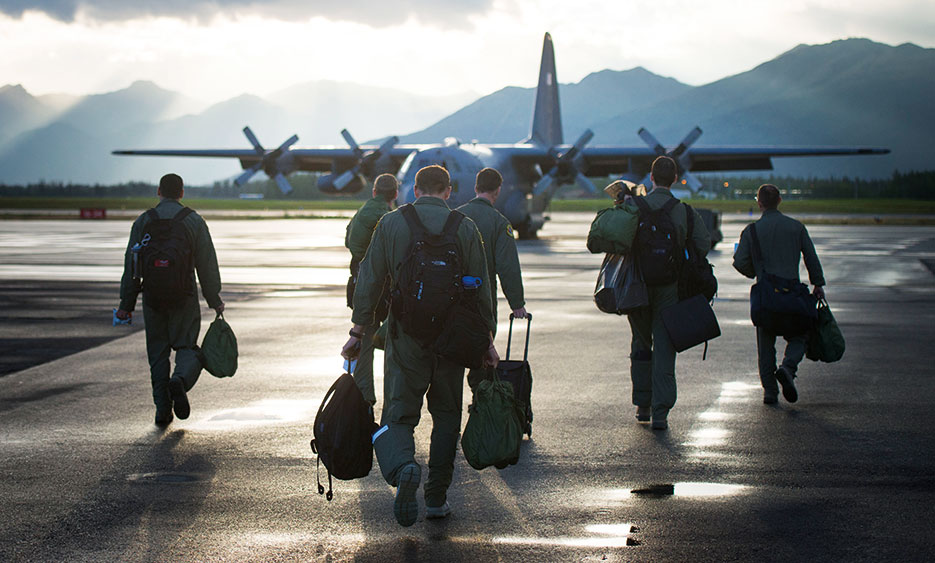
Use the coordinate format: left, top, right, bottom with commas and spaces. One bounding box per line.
155, 407, 174, 427
775, 367, 798, 403
168, 378, 191, 419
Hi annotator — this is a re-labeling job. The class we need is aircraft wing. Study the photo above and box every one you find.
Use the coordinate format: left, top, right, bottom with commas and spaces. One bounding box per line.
112, 147, 421, 174
576, 145, 891, 176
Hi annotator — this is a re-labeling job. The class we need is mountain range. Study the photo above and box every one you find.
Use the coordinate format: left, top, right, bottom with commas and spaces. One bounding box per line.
1, 38, 931, 186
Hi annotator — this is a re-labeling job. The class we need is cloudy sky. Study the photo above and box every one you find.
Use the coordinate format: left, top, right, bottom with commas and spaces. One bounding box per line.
1, 0, 933, 102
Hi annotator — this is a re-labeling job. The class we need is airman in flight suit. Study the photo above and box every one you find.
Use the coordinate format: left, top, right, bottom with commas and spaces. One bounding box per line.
341, 165, 498, 527
456, 167, 527, 388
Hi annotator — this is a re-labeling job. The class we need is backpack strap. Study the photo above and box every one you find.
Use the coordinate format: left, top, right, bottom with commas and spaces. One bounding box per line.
660, 198, 679, 214
145, 208, 160, 223
633, 196, 652, 216
748, 223, 765, 276
441, 210, 465, 239
684, 203, 696, 258
172, 207, 194, 222
399, 204, 429, 240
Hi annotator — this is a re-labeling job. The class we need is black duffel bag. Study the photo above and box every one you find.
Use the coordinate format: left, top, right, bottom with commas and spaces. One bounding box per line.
749, 224, 817, 337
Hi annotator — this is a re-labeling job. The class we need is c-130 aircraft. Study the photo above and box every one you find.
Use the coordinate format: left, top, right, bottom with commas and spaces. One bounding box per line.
114, 32, 889, 241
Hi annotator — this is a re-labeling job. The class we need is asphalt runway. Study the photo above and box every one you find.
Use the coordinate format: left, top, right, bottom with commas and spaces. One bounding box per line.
1, 213, 934, 562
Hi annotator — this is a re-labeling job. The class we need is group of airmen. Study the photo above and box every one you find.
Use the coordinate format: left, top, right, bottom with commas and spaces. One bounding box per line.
117, 156, 825, 528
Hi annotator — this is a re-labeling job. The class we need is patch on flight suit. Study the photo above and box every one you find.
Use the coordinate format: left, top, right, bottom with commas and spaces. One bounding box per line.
506, 224, 514, 238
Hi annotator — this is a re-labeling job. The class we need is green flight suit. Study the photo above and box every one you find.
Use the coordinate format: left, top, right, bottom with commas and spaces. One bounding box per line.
352, 196, 494, 507
732, 208, 825, 395
623, 189, 711, 422
345, 196, 393, 404
457, 196, 526, 388
119, 199, 222, 413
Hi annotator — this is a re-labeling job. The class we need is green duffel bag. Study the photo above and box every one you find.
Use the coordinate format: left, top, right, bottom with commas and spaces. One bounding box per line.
586, 205, 639, 255
461, 374, 525, 470
806, 298, 845, 363
200, 312, 238, 377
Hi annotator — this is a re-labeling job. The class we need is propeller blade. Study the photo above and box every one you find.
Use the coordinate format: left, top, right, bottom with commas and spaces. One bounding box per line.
273, 173, 293, 195
569, 129, 594, 155
378, 136, 399, 154
333, 169, 358, 191
276, 134, 299, 153
638, 127, 666, 155
670, 126, 702, 159
341, 129, 363, 157
575, 172, 597, 194
533, 171, 557, 195
682, 171, 703, 192
234, 162, 262, 186
243, 126, 264, 155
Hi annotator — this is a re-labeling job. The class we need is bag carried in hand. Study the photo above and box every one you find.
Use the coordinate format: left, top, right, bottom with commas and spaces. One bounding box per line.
748, 224, 817, 337
461, 373, 525, 470
200, 312, 238, 378
594, 253, 648, 315
662, 294, 721, 356
678, 204, 718, 301
391, 205, 466, 345
310, 372, 378, 501
806, 298, 845, 362
633, 197, 681, 286
140, 207, 195, 310
495, 313, 534, 436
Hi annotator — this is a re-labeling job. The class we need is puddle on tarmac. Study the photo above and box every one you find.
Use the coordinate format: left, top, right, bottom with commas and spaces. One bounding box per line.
493, 522, 639, 548
629, 482, 748, 498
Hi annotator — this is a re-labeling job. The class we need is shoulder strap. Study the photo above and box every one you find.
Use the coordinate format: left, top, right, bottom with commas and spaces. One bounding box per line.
684, 203, 695, 256
749, 223, 765, 275
172, 207, 194, 222
661, 198, 679, 214
441, 210, 465, 238
145, 208, 159, 223
399, 204, 428, 240
633, 196, 651, 216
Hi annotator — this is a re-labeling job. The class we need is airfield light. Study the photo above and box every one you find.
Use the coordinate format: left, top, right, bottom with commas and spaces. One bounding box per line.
681, 179, 687, 185
723, 182, 729, 188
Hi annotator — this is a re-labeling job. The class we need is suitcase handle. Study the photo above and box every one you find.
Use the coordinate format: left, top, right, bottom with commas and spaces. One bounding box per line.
506, 313, 532, 363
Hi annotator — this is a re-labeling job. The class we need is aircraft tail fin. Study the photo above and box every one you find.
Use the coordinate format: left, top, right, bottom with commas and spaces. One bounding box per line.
527, 32, 563, 147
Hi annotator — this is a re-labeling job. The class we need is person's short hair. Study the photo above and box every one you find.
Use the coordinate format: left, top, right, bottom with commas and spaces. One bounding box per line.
475, 167, 503, 193
650, 156, 677, 188
414, 165, 450, 195
756, 184, 781, 209
159, 173, 184, 199
373, 173, 399, 201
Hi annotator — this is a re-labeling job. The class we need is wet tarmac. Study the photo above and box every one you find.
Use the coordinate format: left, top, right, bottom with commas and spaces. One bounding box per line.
1, 214, 934, 561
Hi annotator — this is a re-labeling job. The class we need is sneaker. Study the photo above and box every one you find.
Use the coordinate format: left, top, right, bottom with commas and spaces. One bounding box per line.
651, 418, 668, 430
394, 463, 421, 527
425, 501, 451, 519
775, 367, 798, 403
155, 407, 173, 427
168, 377, 191, 419
635, 406, 651, 422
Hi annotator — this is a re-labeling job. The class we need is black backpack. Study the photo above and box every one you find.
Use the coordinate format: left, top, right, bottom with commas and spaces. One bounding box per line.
310, 373, 378, 501
390, 204, 466, 345
678, 204, 718, 301
633, 197, 681, 286
140, 207, 195, 309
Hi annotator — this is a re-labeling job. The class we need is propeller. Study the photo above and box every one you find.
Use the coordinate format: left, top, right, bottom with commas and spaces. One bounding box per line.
533, 129, 596, 196
637, 126, 703, 191
319, 129, 399, 193
234, 126, 299, 194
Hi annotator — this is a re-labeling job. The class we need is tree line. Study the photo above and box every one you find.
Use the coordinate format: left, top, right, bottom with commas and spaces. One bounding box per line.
2, 170, 933, 200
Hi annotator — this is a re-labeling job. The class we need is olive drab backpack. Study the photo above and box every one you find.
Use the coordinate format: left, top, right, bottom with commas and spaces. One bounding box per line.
678, 204, 718, 301
140, 207, 195, 309
390, 204, 466, 345
633, 197, 681, 286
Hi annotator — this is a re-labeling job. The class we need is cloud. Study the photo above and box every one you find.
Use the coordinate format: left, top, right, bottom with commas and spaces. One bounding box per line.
0, 0, 495, 27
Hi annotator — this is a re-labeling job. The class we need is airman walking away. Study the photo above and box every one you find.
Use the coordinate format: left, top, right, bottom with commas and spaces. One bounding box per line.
456, 167, 527, 389
345, 173, 398, 405
116, 173, 224, 426
341, 165, 498, 526
732, 184, 825, 404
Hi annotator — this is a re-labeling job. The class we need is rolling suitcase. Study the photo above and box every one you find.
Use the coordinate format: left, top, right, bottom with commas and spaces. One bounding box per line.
496, 313, 533, 437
